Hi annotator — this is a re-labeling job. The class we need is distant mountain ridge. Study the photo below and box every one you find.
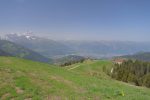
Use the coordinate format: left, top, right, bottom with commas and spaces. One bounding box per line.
6, 33, 150, 59
122, 52, 150, 61
6, 33, 74, 58
61, 41, 150, 58
0, 39, 51, 63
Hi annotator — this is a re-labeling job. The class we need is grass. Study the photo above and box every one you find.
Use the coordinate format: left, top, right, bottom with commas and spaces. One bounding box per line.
0, 57, 150, 100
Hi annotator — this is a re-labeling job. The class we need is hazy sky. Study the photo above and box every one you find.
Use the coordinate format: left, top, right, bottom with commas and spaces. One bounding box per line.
0, 0, 150, 41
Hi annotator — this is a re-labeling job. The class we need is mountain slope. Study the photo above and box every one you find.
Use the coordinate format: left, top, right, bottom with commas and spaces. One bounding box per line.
0, 57, 150, 99
0, 40, 51, 63
0, 49, 11, 56
6, 33, 74, 58
122, 52, 150, 61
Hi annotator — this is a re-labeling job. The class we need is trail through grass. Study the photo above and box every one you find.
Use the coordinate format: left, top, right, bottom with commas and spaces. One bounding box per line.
67, 65, 80, 70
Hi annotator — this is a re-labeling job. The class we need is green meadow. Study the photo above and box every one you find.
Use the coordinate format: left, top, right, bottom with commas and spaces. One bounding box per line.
0, 57, 150, 100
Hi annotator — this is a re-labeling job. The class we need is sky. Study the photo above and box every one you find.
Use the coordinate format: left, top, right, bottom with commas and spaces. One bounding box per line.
0, 0, 150, 41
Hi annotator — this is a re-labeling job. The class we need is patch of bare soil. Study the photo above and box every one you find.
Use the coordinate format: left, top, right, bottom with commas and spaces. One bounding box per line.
24, 98, 32, 100
47, 96, 62, 100
1, 93, 10, 100
15, 87, 24, 94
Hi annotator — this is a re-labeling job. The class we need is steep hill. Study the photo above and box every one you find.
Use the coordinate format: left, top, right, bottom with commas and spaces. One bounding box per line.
0, 57, 150, 99
0, 40, 51, 63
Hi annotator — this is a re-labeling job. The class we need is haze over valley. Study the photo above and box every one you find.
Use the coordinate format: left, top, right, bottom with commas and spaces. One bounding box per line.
2, 32, 150, 59
1, 0, 150, 99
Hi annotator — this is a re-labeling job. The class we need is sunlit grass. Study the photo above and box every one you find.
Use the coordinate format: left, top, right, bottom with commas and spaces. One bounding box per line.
0, 57, 150, 99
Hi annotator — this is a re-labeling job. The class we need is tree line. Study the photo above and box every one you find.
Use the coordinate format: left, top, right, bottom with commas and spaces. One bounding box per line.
60, 58, 85, 67
111, 60, 150, 88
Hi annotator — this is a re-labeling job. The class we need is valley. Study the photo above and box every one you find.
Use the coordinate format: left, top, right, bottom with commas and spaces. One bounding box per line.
1, 0, 150, 99
6, 33, 150, 59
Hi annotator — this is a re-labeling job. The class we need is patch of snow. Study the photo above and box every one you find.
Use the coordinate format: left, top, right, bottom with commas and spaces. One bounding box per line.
26, 35, 31, 39
6, 32, 37, 40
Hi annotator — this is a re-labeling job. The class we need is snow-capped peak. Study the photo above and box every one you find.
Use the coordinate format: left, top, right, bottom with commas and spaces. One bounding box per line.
26, 35, 31, 39
7, 32, 37, 40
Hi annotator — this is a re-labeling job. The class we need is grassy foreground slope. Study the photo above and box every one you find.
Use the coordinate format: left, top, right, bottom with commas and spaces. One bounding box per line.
0, 57, 150, 100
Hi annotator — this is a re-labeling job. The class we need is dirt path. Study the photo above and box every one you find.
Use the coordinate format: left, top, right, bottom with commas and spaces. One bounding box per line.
68, 65, 80, 70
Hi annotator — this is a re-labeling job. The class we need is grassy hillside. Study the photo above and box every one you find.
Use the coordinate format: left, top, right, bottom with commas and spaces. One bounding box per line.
0, 40, 51, 63
0, 57, 150, 100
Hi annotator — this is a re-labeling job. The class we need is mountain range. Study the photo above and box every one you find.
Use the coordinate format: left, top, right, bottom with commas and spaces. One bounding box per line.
6, 33, 74, 58
6, 33, 150, 59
